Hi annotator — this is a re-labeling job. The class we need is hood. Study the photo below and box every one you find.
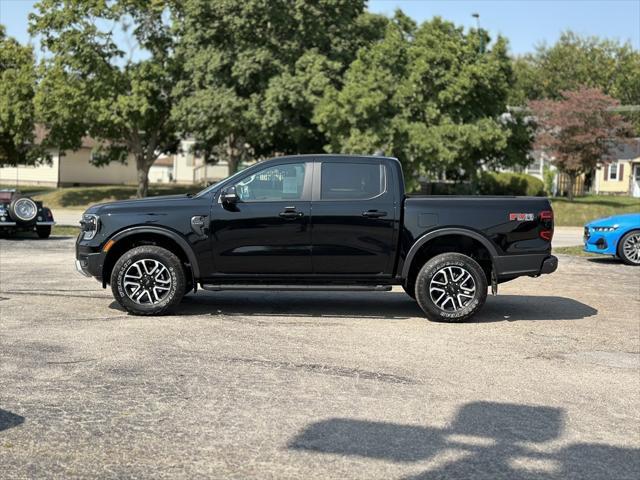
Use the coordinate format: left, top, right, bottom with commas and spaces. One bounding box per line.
587, 213, 640, 228
85, 194, 194, 214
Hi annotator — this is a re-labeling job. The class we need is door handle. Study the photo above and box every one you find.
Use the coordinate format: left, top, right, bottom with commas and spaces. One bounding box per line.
279, 209, 304, 219
362, 210, 388, 218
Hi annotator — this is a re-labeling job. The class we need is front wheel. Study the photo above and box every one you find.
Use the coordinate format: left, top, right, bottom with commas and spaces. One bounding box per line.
618, 230, 640, 266
111, 245, 187, 315
36, 226, 51, 239
415, 253, 488, 322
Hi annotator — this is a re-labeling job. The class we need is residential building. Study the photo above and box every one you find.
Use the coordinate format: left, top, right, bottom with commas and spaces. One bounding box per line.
0, 130, 241, 187
593, 138, 640, 197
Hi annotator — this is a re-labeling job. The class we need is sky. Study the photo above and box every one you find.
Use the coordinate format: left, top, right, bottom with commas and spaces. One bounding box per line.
0, 0, 638, 56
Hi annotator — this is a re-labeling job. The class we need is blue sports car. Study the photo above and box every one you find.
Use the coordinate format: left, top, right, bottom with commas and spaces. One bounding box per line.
584, 213, 640, 265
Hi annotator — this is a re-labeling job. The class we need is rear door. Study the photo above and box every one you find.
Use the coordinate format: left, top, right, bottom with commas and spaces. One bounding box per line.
210, 160, 313, 275
310, 158, 397, 275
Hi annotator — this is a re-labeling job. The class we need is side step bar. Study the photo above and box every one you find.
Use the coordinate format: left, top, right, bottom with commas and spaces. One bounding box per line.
201, 284, 392, 292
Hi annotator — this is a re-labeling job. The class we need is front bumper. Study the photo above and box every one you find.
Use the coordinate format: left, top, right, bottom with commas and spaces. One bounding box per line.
75, 259, 92, 277
75, 248, 106, 281
583, 227, 618, 255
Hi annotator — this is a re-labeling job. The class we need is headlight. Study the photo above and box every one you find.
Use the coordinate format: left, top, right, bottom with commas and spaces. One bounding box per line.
80, 214, 100, 240
592, 225, 618, 232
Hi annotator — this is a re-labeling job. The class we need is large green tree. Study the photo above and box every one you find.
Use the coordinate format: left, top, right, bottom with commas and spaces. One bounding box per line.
0, 25, 47, 166
172, 0, 386, 176
315, 16, 519, 190
510, 32, 640, 130
31, 0, 180, 197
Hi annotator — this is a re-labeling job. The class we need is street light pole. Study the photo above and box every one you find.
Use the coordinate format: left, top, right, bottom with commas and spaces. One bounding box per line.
472, 13, 483, 53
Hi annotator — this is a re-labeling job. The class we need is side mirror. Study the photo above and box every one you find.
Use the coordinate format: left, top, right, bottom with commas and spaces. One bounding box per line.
220, 186, 239, 204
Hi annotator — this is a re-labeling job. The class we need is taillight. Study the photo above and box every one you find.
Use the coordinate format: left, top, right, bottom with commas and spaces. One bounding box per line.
539, 210, 554, 242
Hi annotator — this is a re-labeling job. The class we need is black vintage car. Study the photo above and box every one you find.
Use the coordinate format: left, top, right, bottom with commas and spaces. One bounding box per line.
76, 155, 557, 321
0, 189, 55, 238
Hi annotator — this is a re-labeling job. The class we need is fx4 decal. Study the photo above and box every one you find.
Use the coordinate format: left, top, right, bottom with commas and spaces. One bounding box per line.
509, 213, 535, 221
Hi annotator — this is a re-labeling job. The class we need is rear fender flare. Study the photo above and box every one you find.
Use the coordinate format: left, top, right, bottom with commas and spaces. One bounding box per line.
401, 228, 498, 280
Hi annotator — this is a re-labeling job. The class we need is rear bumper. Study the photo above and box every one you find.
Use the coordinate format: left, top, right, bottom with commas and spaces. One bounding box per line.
494, 254, 558, 279
0, 221, 55, 227
540, 255, 558, 274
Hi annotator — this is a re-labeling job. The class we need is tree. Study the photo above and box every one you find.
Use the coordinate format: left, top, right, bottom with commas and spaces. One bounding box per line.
510, 32, 640, 132
30, 0, 180, 197
315, 15, 519, 191
529, 87, 631, 201
0, 25, 47, 166
172, 0, 386, 176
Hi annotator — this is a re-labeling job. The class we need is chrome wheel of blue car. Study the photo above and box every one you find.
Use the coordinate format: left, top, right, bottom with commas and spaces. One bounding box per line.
620, 231, 640, 266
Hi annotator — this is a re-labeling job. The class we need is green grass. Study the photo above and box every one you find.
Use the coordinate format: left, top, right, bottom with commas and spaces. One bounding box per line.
553, 245, 599, 257
0, 184, 56, 196
551, 196, 640, 226
52, 225, 80, 237
33, 184, 200, 209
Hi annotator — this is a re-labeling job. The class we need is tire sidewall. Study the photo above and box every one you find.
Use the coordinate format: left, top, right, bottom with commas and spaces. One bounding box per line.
111, 246, 186, 315
415, 253, 488, 322
9, 195, 38, 225
618, 230, 640, 266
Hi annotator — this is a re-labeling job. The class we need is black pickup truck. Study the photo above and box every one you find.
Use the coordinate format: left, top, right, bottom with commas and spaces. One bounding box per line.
76, 155, 557, 321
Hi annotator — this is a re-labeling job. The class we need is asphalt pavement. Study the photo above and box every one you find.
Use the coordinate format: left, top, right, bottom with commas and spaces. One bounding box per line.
0, 235, 638, 479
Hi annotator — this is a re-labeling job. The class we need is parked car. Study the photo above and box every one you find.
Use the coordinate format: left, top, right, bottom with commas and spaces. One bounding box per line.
0, 189, 55, 238
75, 155, 557, 321
584, 213, 640, 265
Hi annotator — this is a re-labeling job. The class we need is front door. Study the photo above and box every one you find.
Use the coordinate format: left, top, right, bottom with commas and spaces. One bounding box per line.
310, 159, 397, 275
633, 164, 640, 198
210, 161, 313, 275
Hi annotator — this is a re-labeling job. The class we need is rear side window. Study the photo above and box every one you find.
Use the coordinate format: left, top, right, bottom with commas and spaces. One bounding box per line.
320, 163, 386, 200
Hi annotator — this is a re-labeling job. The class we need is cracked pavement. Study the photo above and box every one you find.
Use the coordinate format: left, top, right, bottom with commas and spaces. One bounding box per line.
1, 235, 639, 479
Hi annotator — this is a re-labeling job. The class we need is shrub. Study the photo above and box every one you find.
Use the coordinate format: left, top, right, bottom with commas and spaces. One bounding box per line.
477, 172, 545, 196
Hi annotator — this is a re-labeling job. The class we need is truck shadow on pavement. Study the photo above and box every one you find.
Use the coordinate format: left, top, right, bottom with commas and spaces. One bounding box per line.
289, 401, 638, 480
134, 292, 597, 322
0, 409, 24, 432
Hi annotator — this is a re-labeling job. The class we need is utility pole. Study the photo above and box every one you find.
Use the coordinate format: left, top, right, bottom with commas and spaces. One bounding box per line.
472, 13, 483, 53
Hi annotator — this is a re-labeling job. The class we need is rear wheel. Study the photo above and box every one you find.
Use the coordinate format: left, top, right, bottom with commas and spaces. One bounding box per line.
415, 252, 488, 322
36, 226, 51, 239
111, 245, 186, 315
618, 230, 640, 266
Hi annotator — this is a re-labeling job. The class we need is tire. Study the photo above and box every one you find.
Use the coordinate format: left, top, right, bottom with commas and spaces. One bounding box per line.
36, 226, 51, 239
9, 195, 38, 224
415, 252, 488, 323
111, 245, 187, 315
617, 230, 640, 266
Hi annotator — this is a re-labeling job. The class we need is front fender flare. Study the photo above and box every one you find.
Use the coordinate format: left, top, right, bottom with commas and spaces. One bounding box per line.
109, 226, 201, 279
401, 228, 498, 280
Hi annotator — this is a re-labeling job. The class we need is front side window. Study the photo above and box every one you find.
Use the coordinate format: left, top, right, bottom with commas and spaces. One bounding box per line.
321, 162, 386, 200
608, 163, 619, 180
234, 163, 306, 202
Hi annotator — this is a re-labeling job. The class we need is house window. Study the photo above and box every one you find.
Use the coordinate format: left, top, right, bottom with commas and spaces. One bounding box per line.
608, 162, 619, 181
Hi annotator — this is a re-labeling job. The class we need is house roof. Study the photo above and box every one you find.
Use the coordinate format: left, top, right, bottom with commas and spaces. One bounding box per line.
153, 156, 174, 167
34, 124, 100, 149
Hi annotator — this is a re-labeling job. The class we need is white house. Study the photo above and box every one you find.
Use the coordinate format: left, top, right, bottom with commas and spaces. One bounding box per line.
0, 130, 241, 188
